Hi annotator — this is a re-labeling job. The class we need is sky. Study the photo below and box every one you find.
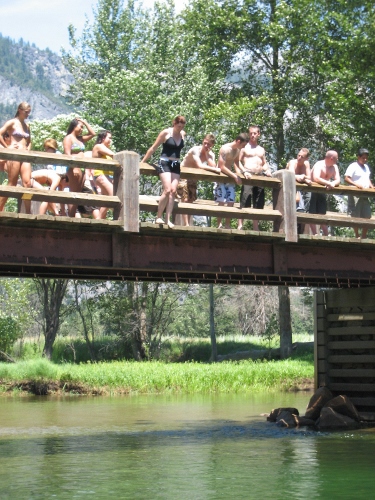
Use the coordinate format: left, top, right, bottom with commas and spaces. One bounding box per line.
0, 0, 185, 55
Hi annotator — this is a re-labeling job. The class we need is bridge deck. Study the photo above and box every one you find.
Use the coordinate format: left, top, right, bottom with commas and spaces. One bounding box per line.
0, 212, 374, 286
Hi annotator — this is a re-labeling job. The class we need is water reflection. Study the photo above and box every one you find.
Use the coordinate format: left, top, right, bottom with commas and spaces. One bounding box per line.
0, 393, 374, 499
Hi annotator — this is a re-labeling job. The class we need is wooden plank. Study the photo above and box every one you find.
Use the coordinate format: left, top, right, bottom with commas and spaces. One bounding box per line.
325, 288, 375, 308
328, 340, 375, 349
317, 360, 327, 373
139, 195, 281, 221
140, 163, 281, 188
329, 368, 375, 377
329, 383, 375, 392
327, 326, 375, 336
328, 354, 375, 363
317, 332, 326, 345
0, 185, 121, 208
317, 346, 326, 358
350, 397, 375, 407
297, 181, 375, 198
297, 212, 375, 228
358, 412, 375, 422
327, 313, 375, 321
0, 149, 120, 171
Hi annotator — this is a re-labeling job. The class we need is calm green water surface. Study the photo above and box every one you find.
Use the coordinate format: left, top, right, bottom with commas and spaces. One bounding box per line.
0, 392, 374, 499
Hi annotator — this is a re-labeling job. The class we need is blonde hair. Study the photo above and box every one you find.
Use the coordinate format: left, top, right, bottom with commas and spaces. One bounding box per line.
44, 138, 58, 151
15, 102, 31, 117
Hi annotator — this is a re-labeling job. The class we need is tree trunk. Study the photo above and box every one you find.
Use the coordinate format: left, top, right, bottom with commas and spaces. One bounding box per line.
34, 279, 68, 360
278, 285, 292, 359
128, 282, 147, 360
209, 284, 217, 362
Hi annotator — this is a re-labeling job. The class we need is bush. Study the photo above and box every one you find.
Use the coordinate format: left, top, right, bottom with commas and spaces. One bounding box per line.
0, 317, 21, 354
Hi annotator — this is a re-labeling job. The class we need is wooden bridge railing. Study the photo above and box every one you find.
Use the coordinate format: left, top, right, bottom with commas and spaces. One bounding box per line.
1, 149, 375, 241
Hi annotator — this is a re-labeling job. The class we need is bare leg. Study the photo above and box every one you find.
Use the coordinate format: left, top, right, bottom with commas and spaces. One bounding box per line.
20, 162, 32, 214
0, 160, 21, 211
67, 167, 85, 217
238, 218, 243, 230
310, 224, 318, 235
156, 172, 172, 222
225, 202, 234, 229
321, 224, 329, 236
165, 173, 180, 227
217, 201, 225, 228
252, 219, 259, 231
95, 174, 113, 220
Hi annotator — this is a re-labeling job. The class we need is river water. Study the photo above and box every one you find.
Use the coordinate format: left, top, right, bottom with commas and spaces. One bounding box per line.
0, 392, 374, 499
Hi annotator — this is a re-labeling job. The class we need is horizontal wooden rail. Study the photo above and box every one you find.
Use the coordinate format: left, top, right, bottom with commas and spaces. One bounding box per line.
0, 149, 120, 172
140, 162, 281, 188
297, 211, 375, 229
139, 195, 281, 222
0, 185, 121, 208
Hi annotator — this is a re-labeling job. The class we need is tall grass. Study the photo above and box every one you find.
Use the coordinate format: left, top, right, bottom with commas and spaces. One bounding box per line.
0, 358, 313, 395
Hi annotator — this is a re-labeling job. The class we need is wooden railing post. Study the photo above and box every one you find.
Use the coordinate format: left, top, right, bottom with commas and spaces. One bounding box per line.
113, 151, 139, 232
272, 169, 298, 242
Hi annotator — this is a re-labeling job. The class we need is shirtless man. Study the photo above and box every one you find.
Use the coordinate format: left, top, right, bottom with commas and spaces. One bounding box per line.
177, 134, 220, 226
287, 148, 312, 213
238, 125, 272, 230
309, 150, 340, 236
214, 133, 247, 229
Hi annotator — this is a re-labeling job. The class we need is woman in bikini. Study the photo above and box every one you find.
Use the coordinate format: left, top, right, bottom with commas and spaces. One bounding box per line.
63, 117, 96, 217
92, 130, 115, 219
142, 115, 186, 228
0, 102, 32, 213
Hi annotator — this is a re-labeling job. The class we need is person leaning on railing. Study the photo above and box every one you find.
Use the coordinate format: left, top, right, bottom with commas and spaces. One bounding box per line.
309, 150, 340, 236
344, 148, 374, 239
177, 133, 220, 226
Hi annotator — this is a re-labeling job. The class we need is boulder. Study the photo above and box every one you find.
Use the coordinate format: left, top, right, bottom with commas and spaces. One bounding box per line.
267, 407, 299, 422
323, 395, 361, 422
294, 415, 316, 427
317, 407, 360, 431
305, 387, 333, 421
276, 410, 297, 428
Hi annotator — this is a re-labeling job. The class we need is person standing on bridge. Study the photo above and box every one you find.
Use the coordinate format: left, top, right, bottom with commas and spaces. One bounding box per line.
344, 148, 374, 239
214, 133, 247, 229
238, 125, 272, 231
0, 102, 33, 214
63, 117, 96, 217
309, 150, 340, 236
92, 130, 115, 220
142, 115, 186, 229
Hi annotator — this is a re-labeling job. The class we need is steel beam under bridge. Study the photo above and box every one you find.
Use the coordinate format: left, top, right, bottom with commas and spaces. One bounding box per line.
0, 221, 375, 287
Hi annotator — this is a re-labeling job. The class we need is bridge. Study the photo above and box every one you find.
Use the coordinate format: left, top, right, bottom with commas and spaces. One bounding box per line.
0, 149, 375, 287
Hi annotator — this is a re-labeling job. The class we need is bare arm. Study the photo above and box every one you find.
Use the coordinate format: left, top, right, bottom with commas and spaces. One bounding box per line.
79, 119, 96, 143
92, 144, 114, 158
192, 151, 220, 173
218, 148, 242, 185
0, 119, 16, 147
345, 175, 363, 189
142, 129, 168, 163
63, 136, 72, 155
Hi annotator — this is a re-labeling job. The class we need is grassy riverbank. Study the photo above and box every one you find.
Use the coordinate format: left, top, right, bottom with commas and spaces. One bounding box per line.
0, 358, 314, 396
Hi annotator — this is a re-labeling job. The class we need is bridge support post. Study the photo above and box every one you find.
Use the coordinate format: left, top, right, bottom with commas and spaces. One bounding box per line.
113, 151, 140, 232
272, 170, 297, 242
